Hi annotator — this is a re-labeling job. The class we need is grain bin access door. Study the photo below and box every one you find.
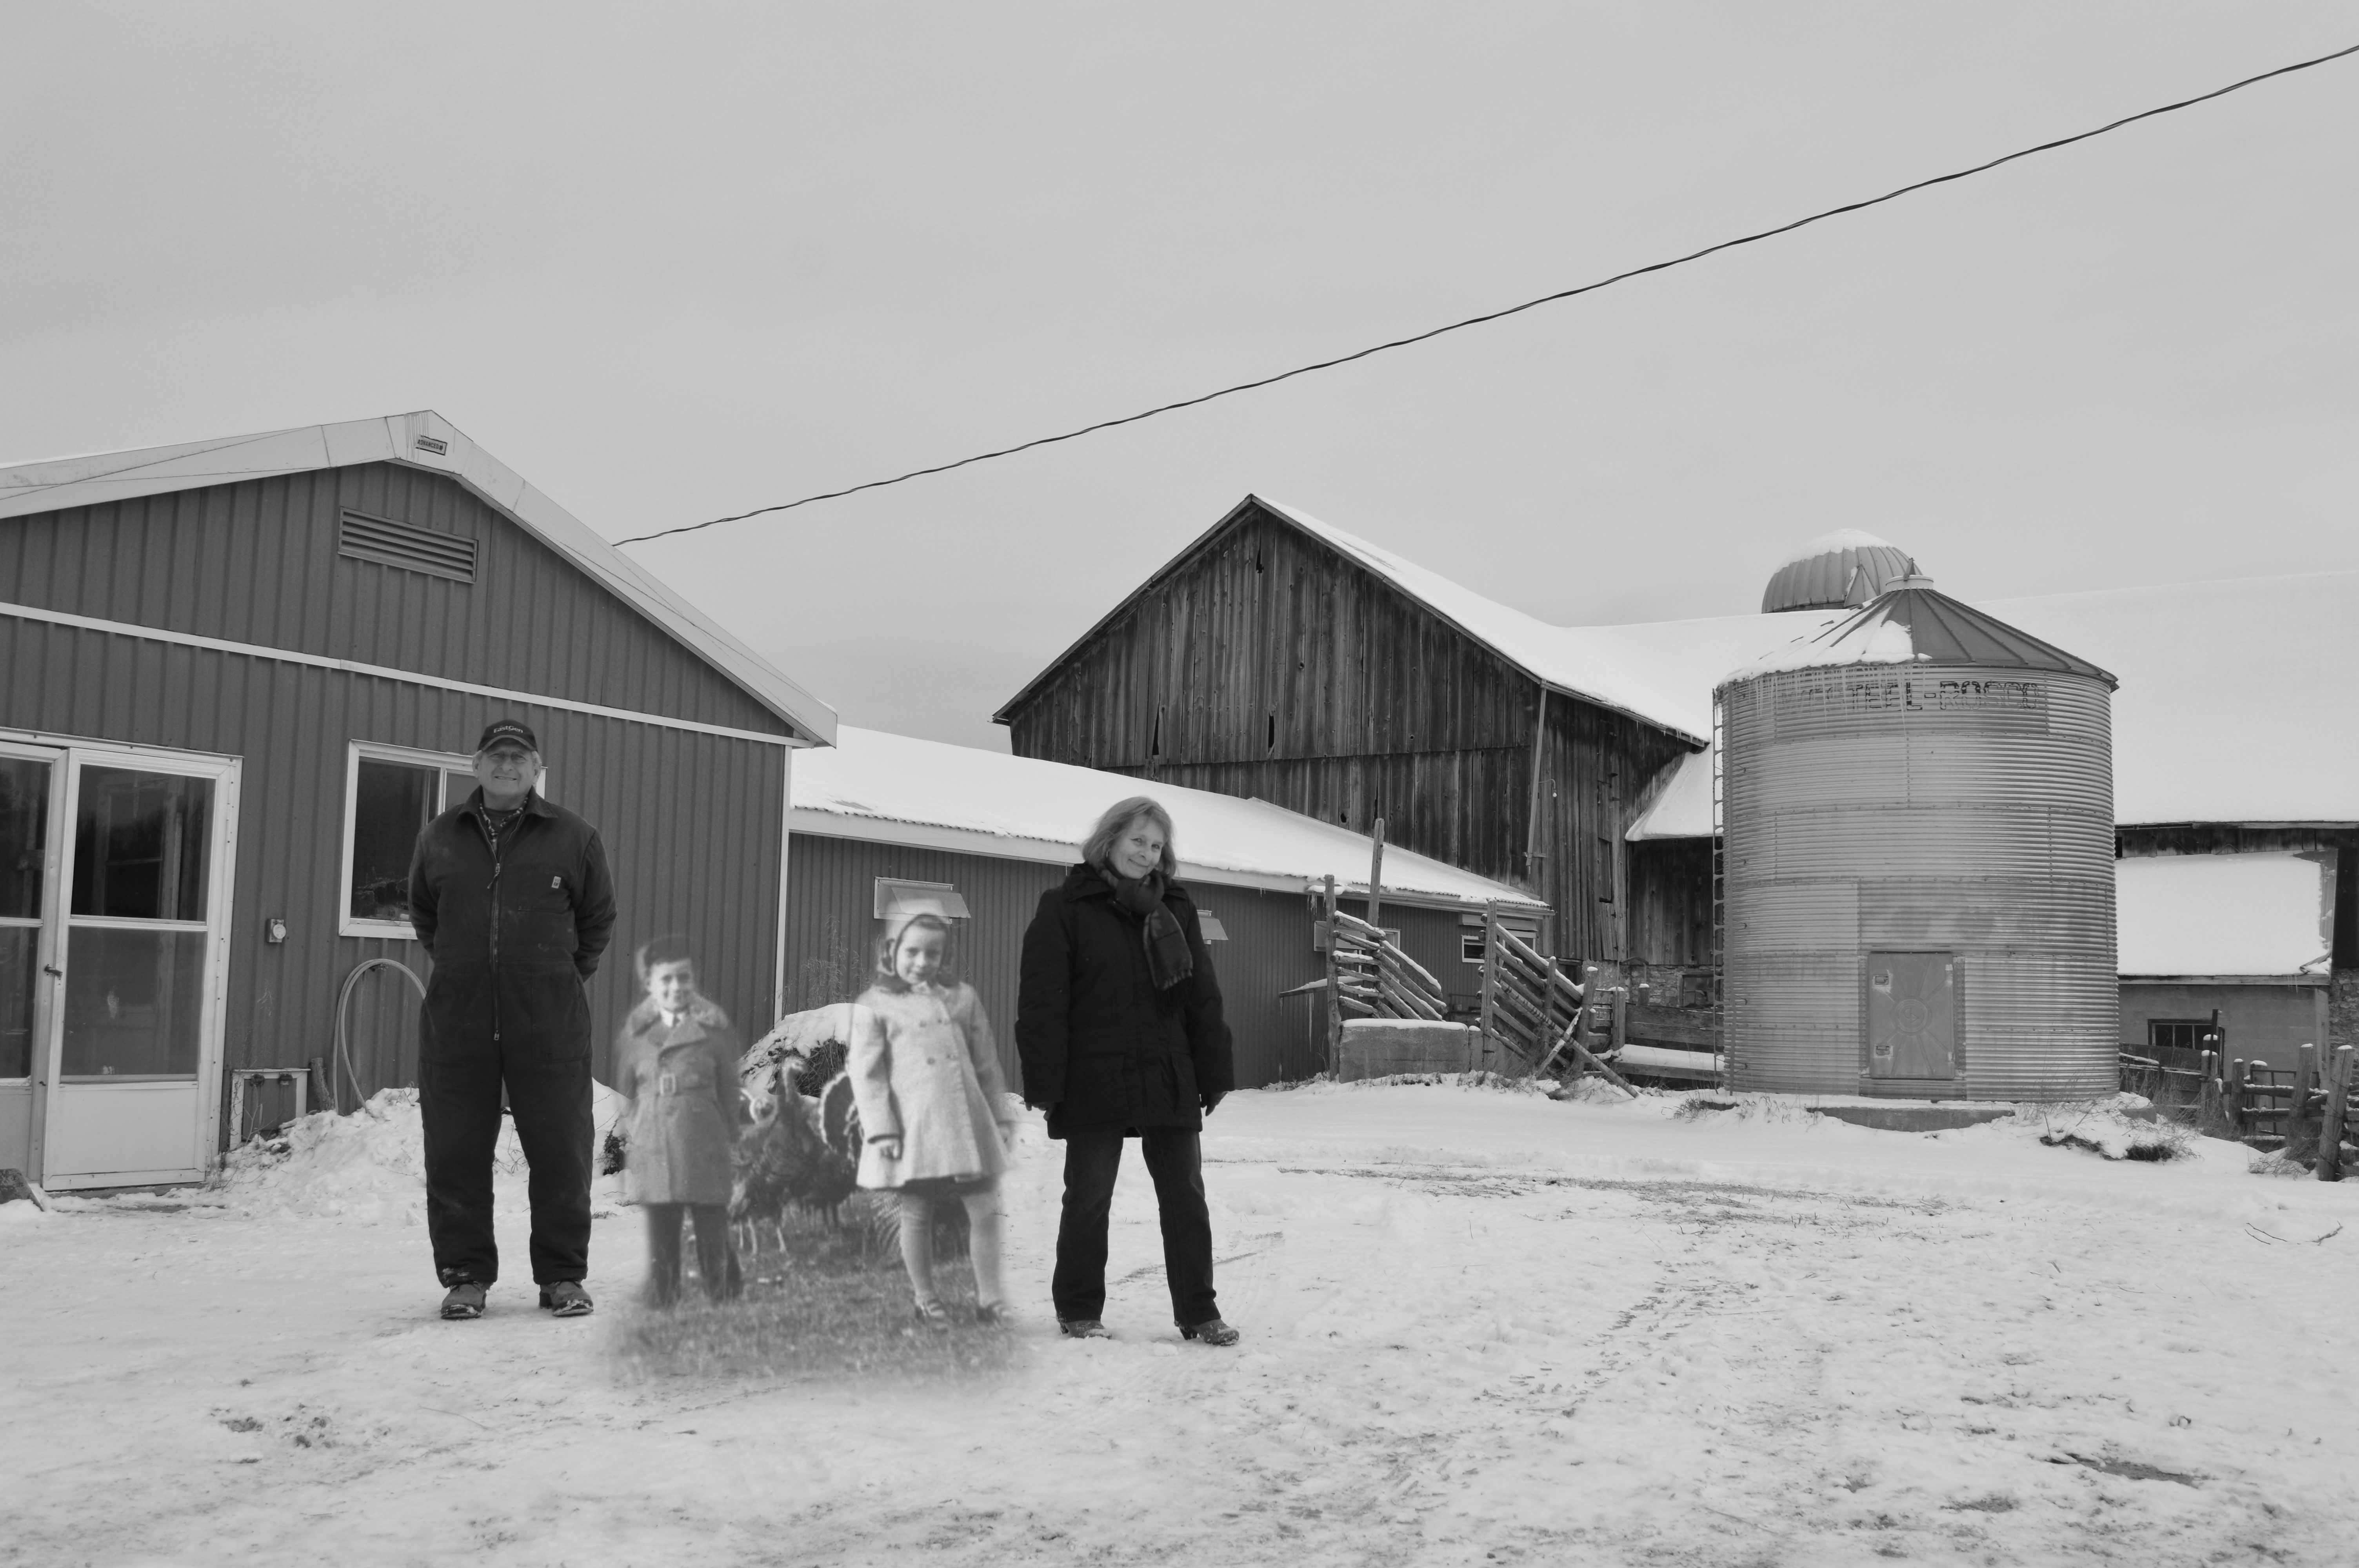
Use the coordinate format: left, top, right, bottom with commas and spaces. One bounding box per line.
1865, 952, 1957, 1081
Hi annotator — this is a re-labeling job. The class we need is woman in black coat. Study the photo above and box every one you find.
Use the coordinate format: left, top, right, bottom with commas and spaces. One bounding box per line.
1016, 795, 1238, 1344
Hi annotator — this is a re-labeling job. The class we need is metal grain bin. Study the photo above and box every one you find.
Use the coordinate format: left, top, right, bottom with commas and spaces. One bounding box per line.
1717, 577, 2118, 1100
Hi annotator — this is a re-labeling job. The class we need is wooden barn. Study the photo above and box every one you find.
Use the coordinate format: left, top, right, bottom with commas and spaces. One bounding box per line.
0, 412, 835, 1190
994, 497, 1836, 1000
781, 725, 1546, 1091
1000, 499, 2359, 1078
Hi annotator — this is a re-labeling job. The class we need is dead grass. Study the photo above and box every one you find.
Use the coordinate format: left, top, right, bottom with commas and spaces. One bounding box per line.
606, 1203, 1019, 1387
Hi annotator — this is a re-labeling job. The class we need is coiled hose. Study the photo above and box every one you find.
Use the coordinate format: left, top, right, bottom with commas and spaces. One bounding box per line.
333, 958, 427, 1113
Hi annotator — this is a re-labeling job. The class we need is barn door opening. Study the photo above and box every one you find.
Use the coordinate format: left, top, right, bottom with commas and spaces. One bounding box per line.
1865, 951, 1957, 1080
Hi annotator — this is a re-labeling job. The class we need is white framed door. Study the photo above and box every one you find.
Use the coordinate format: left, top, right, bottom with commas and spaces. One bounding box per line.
0, 741, 64, 1180
38, 747, 239, 1190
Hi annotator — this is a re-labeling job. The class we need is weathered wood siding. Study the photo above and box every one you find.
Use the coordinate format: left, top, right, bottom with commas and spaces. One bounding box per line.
1626, 838, 1714, 968
1002, 499, 1693, 967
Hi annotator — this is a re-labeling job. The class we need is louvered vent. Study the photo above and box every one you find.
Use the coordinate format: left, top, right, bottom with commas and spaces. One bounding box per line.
338, 509, 478, 583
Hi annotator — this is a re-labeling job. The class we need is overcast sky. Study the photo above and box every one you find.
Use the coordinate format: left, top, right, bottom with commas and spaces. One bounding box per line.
6, 4, 2355, 748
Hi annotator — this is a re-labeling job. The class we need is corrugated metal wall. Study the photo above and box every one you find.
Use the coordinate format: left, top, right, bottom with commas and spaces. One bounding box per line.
2, 473, 793, 1131
0, 464, 787, 734
1721, 668, 2117, 1100
783, 832, 1468, 1092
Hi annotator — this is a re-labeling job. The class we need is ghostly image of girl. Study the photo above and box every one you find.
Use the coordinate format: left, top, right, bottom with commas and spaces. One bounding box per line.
849, 911, 1015, 1326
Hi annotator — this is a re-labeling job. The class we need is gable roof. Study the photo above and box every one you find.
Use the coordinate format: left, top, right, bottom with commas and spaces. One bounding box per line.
1009, 494, 2357, 831
994, 494, 1841, 744
794, 725, 1545, 910
0, 410, 835, 746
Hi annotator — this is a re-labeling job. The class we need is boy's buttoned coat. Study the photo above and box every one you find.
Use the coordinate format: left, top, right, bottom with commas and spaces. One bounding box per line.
849, 982, 1012, 1190
612, 1005, 747, 1207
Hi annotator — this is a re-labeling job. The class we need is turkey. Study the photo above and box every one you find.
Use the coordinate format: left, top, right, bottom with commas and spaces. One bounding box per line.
730, 1005, 968, 1264
731, 1007, 863, 1258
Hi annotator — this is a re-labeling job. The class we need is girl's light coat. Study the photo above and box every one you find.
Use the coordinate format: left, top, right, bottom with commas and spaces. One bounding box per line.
849, 982, 1013, 1189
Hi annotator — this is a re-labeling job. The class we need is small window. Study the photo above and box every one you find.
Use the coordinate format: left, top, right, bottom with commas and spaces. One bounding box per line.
2148, 1019, 2218, 1054
340, 742, 485, 938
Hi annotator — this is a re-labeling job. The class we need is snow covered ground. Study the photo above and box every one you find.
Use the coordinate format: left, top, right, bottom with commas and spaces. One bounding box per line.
5, 1080, 2357, 1567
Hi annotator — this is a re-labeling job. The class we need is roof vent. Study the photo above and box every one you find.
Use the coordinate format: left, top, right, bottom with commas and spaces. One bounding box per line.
413, 435, 449, 456
338, 508, 478, 583
1763, 530, 1919, 613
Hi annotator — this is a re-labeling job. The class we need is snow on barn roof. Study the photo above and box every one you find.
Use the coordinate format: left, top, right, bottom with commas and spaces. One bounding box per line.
793, 725, 1545, 910
1241, 503, 2357, 830
1257, 498, 1854, 746
2117, 853, 2334, 978
0, 411, 836, 746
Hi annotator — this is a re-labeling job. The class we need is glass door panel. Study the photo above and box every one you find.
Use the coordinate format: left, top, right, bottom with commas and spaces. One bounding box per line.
0, 749, 54, 1180
0, 927, 35, 1080
0, 755, 47, 919
60, 928, 208, 1078
73, 766, 212, 920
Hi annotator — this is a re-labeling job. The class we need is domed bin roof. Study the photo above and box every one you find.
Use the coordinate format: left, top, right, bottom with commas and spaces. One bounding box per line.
1761, 529, 1917, 613
1727, 576, 2119, 688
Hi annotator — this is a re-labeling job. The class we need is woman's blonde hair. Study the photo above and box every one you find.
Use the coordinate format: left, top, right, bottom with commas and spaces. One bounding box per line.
1083, 795, 1177, 878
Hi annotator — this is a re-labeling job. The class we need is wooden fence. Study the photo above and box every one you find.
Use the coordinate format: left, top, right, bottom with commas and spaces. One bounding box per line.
1473, 913, 1634, 1092
1325, 908, 1449, 1022
2123, 1041, 2356, 1180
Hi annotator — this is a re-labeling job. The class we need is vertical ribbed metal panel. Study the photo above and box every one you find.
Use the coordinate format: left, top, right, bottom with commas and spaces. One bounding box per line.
0, 465, 789, 735
780, 834, 1441, 1092
0, 616, 787, 1116
1721, 667, 2115, 1100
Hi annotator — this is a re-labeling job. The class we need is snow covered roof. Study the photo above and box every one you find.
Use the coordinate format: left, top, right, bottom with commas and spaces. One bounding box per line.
1011, 494, 2355, 831
792, 725, 1544, 910
1723, 580, 2118, 686
1627, 747, 1714, 841
0, 411, 836, 746
2117, 853, 2334, 978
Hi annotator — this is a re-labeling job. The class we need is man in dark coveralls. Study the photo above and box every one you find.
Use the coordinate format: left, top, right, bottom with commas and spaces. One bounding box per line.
408, 719, 616, 1320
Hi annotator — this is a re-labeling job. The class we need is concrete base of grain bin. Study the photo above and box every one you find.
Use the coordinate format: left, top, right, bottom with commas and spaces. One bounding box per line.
1337, 1020, 1489, 1080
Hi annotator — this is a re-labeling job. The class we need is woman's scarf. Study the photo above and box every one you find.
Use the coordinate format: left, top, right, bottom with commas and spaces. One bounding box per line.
1106, 869, 1194, 994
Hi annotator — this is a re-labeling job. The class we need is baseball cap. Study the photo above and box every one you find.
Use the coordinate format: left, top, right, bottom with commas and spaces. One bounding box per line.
476, 719, 540, 755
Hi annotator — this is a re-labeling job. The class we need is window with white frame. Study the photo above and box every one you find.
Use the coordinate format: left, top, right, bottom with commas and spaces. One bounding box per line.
340, 742, 482, 937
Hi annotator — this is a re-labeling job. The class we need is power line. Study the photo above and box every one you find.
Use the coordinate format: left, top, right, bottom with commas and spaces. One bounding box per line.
618, 40, 2359, 548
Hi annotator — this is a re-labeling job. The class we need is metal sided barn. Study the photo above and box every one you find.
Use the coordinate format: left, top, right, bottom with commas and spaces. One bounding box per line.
781, 726, 1546, 1091
0, 412, 834, 1191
